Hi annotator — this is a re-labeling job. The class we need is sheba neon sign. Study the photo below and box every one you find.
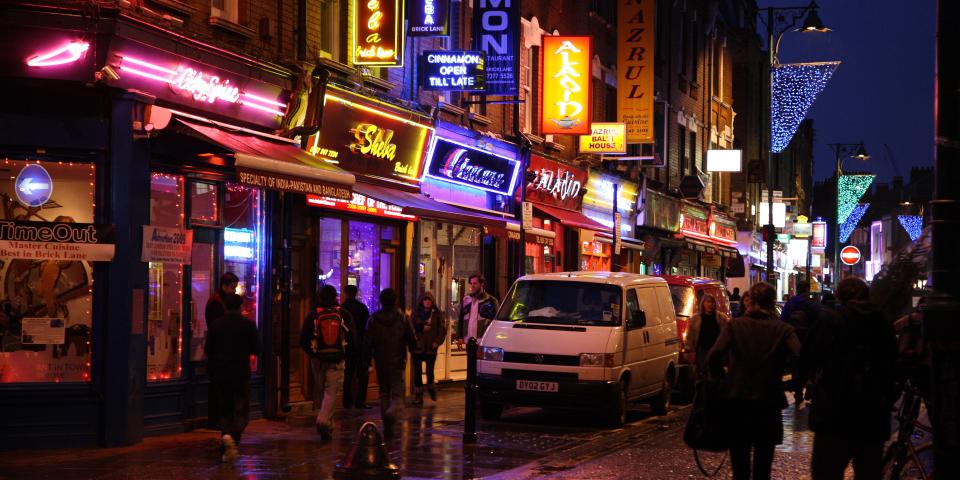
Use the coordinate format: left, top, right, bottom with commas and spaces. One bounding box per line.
117, 55, 287, 116
350, 123, 398, 161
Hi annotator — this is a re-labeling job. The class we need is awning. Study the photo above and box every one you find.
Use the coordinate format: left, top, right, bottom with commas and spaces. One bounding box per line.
684, 237, 738, 257
176, 118, 355, 199
349, 182, 513, 228
595, 232, 645, 251
533, 204, 608, 231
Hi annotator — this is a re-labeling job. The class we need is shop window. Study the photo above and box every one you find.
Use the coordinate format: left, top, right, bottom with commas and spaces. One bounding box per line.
318, 217, 344, 297
581, 239, 612, 271
319, 0, 342, 62
147, 173, 185, 381
190, 181, 218, 224
0, 160, 95, 383
223, 184, 262, 326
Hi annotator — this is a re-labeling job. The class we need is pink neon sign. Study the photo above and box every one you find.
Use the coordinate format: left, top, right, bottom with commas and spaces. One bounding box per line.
118, 54, 286, 116
26, 41, 90, 67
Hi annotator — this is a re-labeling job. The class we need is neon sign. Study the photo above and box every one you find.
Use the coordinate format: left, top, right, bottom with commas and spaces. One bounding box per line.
25, 41, 89, 67
224, 228, 256, 260
420, 51, 486, 91
424, 137, 520, 196
530, 168, 581, 201
350, 123, 398, 161
306, 193, 417, 220
525, 155, 588, 211
116, 55, 287, 116
541, 36, 591, 135
408, 0, 450, 36
472, 0, 519, 96
354, 0, 403, 66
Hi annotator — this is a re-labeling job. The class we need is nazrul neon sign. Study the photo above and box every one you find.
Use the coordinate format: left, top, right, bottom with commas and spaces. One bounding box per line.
25, 41, 90, 67
116, 55, 287, 116
354, 0, 403, 66
540, 36, 591, 135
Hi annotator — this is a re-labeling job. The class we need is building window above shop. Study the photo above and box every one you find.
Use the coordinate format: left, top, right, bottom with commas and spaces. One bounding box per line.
319, 0, 343, 62
211, 0, 240, 24
190, 181, 219, 224
0, 159, 96, 383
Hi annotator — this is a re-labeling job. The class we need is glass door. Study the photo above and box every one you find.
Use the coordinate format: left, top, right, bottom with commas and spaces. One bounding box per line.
189, 230, 218, 363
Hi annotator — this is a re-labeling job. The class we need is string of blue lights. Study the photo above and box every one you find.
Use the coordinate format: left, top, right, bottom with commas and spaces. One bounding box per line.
771, 62, 841, 153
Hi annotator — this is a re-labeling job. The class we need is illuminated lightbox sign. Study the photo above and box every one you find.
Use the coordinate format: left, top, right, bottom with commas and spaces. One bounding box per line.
105, 40, 288, 128
472, 0, 520, 96
311, 87, 433, 185
706, 149, 743, 172
811, 221, 827, 249
525, 154, 588, 211
424, 138, 520, 196
306, 193, 418, 221
420, 51, 486, 91
224, 228, 256, 260
579, 123, 627, 154
541, 36, 592, 135
408, 0, 450, 36
354, 0, 403, 66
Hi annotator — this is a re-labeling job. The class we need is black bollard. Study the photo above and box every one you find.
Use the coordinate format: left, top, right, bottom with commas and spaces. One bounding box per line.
463, 337, 478, 444
333, 421, 400, 479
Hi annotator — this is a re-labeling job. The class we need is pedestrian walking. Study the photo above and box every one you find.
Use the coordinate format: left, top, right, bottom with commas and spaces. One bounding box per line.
298, 285, 350, 441
706, 282, 801, 480
204, 272, 239, 429
780, 280, 822, 405
799, 277, 898, 480
204, 293, 260, 463
729, 287, 742, 318
686, 294, 729, 375
820, 292, 837, 311
364, 288, 416, 439
736, 291, 752, 318
411, 292, 445, 406
457, 273, 499, 342
340, 284, 371, 409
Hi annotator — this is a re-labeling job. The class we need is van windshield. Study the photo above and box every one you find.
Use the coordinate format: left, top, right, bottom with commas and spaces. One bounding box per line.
670, 285, 696, 317
496, 280, 622, 327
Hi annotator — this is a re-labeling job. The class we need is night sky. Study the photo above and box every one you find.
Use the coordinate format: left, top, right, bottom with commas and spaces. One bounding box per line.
757, 0, 936, 182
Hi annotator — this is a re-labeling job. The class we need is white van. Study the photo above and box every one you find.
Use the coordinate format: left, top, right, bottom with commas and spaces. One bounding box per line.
477, 272, 680, 426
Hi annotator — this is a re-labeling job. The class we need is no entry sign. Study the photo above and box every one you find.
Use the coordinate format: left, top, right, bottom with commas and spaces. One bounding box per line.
840, 245, 861, 266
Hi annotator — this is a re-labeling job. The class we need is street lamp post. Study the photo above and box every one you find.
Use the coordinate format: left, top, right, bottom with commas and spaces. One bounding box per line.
758, 2, 829, 286
829, 141, 869, 289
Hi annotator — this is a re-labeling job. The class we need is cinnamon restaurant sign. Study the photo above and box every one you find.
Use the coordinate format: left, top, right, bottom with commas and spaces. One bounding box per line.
423, 137, 520, 196
310, 86, 433, 185
524, 154, 587, 211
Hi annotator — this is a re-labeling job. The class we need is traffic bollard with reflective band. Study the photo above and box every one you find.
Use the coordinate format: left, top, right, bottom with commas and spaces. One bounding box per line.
333, 421, 400, 479
463, 337, 479, 444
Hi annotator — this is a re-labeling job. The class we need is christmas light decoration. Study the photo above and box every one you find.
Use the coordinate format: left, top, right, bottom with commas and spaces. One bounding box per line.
897, 215, 923, 242
771, 61, 840, 152
840, 203, 870, 243
837, 174, 875, 225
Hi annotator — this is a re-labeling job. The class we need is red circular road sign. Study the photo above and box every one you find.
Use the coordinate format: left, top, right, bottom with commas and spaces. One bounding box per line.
840, 245, 861, 265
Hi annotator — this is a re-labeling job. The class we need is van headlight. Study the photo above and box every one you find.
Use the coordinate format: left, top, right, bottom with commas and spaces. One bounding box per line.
580, 353, 615, 367
481, 347, 504, 362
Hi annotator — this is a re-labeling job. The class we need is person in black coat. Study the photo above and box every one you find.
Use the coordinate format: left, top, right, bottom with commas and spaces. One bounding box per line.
340, 284, 371, 409
203, 272, 239, 429
204, 293, 260, 462
363, 288, 416, 439
799, 277, 898, 479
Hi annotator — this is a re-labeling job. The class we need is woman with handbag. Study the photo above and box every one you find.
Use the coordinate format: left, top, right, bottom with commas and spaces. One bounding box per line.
706, 282, 801, 480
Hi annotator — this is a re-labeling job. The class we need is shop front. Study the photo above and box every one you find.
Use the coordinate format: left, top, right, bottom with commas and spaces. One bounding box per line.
676, 202, 739, 279
706, 211, 739, 280
522, 154, 588, 273
636, 186, 682, 276
581, 171, 643, 272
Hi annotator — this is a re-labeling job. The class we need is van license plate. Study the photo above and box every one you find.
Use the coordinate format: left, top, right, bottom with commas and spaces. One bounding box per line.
516, 380, 559, 392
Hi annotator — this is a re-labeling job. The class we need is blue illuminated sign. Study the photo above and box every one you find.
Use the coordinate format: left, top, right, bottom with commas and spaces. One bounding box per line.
423, 137, 520, 196
420, 51, 486, 91
224, 228, 255, 260
472, 0, 519, 96
15, 164, 53, 207
408, 0, 450, 36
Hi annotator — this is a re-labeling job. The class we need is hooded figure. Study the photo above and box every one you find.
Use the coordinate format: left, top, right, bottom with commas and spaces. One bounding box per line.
411, 292, 445, 405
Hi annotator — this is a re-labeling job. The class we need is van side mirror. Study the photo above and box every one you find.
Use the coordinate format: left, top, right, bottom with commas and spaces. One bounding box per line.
630, 310, 647, 328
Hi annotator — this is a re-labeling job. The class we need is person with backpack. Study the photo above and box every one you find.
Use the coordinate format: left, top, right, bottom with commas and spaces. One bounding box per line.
204, 293, 260, 463
364, 288, 416, 439
779, 280, 821, 405
706, 282, 802, 480
298, 285, 351, 441
799, 277, 897, 479
411, 291, 445, 406
340, 284, 371, 409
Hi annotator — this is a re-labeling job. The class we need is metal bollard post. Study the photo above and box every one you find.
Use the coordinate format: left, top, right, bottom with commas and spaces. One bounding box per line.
463, 337, 478, 444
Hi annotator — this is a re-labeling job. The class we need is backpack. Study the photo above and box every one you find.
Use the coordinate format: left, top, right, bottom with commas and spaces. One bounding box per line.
311, 306, 347, 361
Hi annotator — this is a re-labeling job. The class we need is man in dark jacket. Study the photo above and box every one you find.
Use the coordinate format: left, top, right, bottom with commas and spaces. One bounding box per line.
364, 288, 416, 439
799, 277, 898, 480
707, 282, 802, 480
457, 274, 499, 342
204, 272, 239, 429
204, 293, 260, 463
780, 280, 821, 405
340, 284, 370, 409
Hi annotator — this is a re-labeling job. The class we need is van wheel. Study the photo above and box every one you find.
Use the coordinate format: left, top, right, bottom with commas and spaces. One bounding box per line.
606, 380, 629, 427
650, 377, 672, 416
480, 401, 503, 421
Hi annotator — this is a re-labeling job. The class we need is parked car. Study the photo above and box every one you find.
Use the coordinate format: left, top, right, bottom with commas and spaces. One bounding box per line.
657, 276, 732, 400
477, 272, 680, 426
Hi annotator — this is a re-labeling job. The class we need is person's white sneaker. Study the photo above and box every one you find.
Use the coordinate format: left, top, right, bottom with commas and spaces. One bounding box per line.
222, 434, 238, 462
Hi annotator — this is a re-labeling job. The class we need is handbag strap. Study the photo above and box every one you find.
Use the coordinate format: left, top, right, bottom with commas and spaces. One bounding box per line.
693, 449, 728, 477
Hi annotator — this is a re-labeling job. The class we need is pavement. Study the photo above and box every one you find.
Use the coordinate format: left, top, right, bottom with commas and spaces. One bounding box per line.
0, 384, 859, 480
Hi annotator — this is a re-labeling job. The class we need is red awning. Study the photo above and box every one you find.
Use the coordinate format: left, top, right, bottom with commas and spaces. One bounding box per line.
533, 204, 609, 231
350, 182, 513, 228
176, 118, 355, 198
